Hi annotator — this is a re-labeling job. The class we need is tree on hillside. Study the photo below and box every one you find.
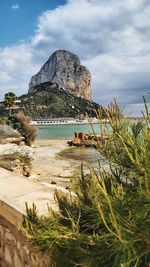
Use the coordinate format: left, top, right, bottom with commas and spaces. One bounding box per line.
4, 92, 16, 116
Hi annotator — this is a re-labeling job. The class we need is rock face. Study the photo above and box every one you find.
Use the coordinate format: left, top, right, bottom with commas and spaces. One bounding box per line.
28, 50, 92, 100
0, 125, 20, 139
0, 143, 33, 176
0, 144, 33, 159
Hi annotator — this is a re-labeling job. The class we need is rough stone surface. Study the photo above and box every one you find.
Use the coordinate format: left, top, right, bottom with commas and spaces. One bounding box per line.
29, 50, 92, 100
0, 144, 33, 176
0, 214, 50, 267
0, 144, 33, 160
0, 168, 60, 266
0, 125, 20, 140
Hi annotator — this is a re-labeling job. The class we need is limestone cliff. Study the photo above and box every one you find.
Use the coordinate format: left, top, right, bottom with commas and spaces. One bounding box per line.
28, 50, 92, 100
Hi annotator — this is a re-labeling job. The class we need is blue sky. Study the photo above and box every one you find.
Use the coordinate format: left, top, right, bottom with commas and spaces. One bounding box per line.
0, 0, 66, 46
0, 0, 150, 116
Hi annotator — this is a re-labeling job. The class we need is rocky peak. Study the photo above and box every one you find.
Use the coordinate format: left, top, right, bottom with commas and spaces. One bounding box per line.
28, 50, 92, 100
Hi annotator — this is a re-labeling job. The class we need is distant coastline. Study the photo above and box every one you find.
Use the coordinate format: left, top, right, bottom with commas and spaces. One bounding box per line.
31, 117, 109, 126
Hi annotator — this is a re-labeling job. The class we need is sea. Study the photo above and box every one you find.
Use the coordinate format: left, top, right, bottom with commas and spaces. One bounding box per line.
36, 123, 108, 167
36, 123, 101, 140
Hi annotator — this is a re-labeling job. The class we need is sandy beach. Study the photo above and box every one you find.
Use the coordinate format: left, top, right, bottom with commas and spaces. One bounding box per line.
31, 139, 108, 189
31, 139, 80, 187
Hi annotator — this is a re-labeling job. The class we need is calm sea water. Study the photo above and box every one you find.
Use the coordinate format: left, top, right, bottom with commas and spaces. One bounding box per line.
36, 124, 101, 140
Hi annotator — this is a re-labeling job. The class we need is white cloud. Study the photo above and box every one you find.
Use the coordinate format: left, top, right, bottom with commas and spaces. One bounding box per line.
0, 0, 150, 114
0, 44, 37, 97
11, 4, 20, 10
124, 102, 150, 117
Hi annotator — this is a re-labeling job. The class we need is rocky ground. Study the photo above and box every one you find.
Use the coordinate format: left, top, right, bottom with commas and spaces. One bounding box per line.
0, 141, 33, 176
31, 139, 108, 188
0, 138, 108, 189
31, 140, 80, 187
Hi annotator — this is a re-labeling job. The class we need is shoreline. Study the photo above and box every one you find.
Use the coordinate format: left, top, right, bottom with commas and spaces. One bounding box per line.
31, 139, 107, 187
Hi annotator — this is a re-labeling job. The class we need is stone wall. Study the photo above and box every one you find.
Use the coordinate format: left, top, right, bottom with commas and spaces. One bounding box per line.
0, 200, 49, 267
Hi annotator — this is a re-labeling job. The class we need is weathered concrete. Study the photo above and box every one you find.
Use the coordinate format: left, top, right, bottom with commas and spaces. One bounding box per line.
0, 167, 60, 267
0, 167, 58, 215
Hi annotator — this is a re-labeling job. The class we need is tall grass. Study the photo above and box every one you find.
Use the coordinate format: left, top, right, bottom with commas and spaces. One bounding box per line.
23, 100, 150, 267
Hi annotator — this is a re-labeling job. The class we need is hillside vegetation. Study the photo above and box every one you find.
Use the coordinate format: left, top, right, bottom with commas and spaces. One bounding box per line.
19, 82, 101, 119
0, 82, 101, 119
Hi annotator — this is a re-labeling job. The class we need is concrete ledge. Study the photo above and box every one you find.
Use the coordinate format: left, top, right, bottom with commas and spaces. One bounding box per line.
0, 167, 57, 267
0, 201, 23, 230
0, 167, 58, 217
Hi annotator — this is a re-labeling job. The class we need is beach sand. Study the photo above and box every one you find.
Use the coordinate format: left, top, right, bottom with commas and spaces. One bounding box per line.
31, 139, 80, 187
31, 139, 108, 189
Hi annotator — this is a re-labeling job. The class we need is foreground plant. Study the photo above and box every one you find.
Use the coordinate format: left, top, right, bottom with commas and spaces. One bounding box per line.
23, 100, 150, 267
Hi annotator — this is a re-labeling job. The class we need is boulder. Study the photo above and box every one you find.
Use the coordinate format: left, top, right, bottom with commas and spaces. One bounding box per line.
0, 125, 20, 139
0, 144, 33, 176
0, 144, 33, 160
1, 137, 25, 145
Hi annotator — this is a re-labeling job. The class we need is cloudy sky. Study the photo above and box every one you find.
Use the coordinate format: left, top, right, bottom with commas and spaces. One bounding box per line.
0, 0, 150, 116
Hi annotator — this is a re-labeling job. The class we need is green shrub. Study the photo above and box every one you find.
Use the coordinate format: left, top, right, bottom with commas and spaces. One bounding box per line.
23, 100, 150, 267
0, 117, 10, 125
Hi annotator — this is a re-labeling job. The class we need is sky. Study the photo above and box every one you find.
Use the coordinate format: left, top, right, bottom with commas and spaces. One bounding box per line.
0, 0, 150, 116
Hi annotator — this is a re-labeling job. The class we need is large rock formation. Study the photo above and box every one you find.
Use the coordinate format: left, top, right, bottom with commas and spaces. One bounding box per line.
28, 50, 92, 100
